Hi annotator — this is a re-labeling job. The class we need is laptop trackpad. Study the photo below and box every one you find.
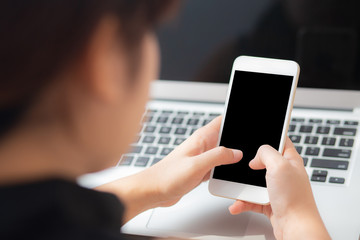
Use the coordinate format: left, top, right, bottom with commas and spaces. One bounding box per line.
146, 183, 250, 236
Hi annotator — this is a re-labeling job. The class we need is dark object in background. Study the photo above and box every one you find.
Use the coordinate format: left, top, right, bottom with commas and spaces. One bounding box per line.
157, 0, 360, 90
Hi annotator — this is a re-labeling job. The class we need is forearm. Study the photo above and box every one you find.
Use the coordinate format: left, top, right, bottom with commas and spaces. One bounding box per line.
96, 171, 161, 223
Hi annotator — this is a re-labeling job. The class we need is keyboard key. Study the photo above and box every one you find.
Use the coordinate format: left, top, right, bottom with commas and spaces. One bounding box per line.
161, 148, 174, 156
151, 158, 162, 166
300, 125, 313, 133
289, 135, 301, 143
194, 127, 200, 131
158, 137, 171, 145
144, 126, 156, 133
323, 148, 351, 159
143, 136, 155, 144
119, 156, 134, 166
157, 116, 169, 123
305, 147, 320, 156
130, 146, 142, 154
321, 137, 336, 146
292, 118, 305, 123
312, 170, 328, 177
344, 120, 358, 126
339, 138, 354, 147
209, 113, 221, 117
159, 126, 172, 134
135, 157, 150, 167
327, 120, 340, 125
190, 129, 197, 135
177, 111, 189, 115
203, 119, 212, 126
162, 110, 173, 114
295, 146, 303, 154
329, 177, 345, 184
288, 125, 296, 132
174, 138, 186, 145
305, 136, 319, 145
311, 159, 349, 170
187, 118, 199, 125
311, 175, 326, 182
316, 126, 330, 134
309, 119, 323, 124
175, 128, 187, 135
303, 157, 309, 166
193, 112, 205, 116
145, 147, 159, 155
172, 117, 184, 125
333, 127, 357, 136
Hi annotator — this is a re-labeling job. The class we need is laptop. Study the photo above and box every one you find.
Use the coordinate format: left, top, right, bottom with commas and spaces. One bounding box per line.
79, 1, 360, 239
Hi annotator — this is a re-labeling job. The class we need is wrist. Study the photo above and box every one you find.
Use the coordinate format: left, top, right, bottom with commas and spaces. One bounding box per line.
281, 209, 330, 240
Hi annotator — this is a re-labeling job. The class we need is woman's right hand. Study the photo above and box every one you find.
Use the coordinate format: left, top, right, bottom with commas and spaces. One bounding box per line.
228, 138, 331, 240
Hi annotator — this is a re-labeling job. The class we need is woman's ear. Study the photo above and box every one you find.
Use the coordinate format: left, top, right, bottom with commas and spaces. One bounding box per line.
76, 17, 127, 104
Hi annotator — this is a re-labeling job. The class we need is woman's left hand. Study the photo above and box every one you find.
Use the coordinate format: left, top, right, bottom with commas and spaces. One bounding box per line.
97, 117, 242, 223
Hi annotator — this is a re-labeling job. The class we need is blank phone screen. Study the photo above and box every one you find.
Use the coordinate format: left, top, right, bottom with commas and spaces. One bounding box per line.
213, 71, 293, 187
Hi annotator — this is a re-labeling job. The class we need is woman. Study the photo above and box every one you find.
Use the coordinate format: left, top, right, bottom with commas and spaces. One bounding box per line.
0, 1, 330, 239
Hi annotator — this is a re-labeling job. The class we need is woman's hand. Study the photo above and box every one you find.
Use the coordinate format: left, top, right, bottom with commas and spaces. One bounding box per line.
142, 116, 242, 207
228, 138, 330, 240
97, 117, 242, 222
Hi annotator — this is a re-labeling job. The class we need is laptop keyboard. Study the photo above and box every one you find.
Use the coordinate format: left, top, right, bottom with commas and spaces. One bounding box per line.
120, 109, 221, 167
289, 117, 358, 185
118, 107, 359, 186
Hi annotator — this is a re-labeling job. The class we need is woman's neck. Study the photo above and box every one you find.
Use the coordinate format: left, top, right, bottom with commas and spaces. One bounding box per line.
0, 123, 90, 185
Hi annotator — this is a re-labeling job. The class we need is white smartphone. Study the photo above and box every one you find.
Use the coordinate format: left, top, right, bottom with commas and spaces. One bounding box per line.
208, 56, 300, 205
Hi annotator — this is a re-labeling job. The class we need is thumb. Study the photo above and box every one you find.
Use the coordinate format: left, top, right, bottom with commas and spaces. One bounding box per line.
195, 146, 242, 172
249, 144, 283, 170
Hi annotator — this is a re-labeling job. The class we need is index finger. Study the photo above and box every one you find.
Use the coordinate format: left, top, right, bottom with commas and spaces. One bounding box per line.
202, 115, 223, 133
188, 116, 223, 150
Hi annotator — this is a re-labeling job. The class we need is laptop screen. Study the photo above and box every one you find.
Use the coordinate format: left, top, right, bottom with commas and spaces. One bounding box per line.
157, 0, 360, 90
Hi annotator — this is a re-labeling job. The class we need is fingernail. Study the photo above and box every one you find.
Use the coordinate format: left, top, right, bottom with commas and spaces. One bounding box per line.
232, 149, 242, 161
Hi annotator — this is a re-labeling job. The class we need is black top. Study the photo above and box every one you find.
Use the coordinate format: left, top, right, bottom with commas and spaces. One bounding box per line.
0, 179, 152, 240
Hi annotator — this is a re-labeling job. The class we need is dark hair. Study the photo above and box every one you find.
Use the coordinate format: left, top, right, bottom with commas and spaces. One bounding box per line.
0, 0, 177, 137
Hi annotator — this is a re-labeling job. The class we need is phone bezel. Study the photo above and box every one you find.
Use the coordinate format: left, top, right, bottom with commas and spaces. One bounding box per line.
208, 55, 300, 205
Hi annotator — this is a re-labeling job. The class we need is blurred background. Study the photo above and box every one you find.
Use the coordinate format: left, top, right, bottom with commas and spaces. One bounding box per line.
157, 0, 360, 90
